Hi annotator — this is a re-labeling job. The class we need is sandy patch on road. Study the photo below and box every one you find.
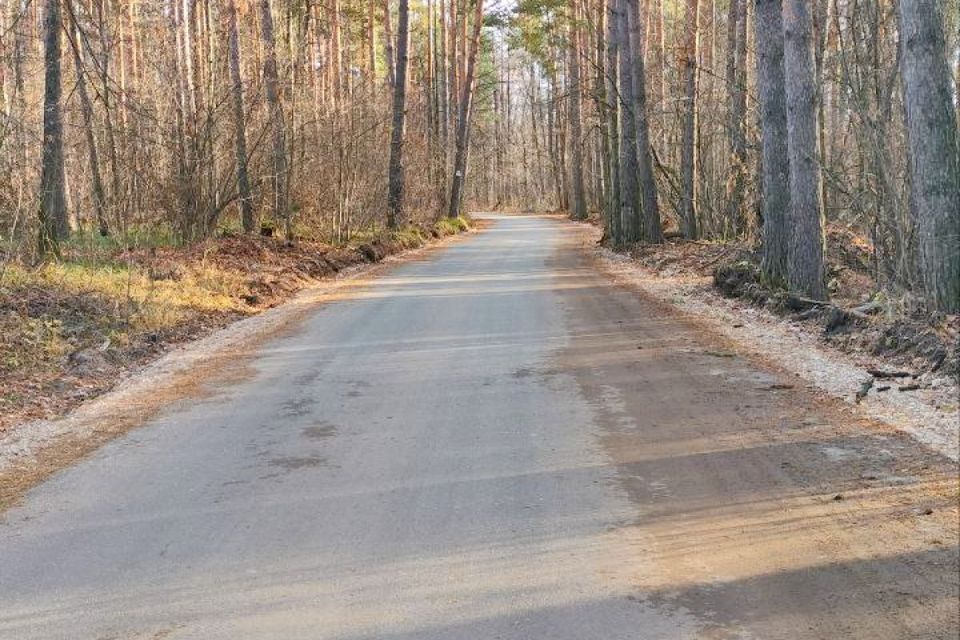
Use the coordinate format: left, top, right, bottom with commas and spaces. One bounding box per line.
567, 222, 959, 461
551, 221, 958, 639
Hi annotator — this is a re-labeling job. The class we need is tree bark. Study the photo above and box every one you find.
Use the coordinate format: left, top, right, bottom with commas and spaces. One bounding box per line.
387, 0, 411, 228
225, 0, 254, 233
754, 0, 790, 285
383, 0, 396, 87
447, 0, 484, 219
648, 0, 665, 151
679, 0, 700, 239
726, 0, 748, 234
567, 0, 588, 220
259, 0, 290, 238
782, 0, 825, 298
39, 0, 68, 254
898, 0, 960, 311
69, 20, 109, 237
628, 0, 662, 242
330, 0, 343, 102
368, 0, 377, 85
616, 0, 640, 242
604, 0, 622, 244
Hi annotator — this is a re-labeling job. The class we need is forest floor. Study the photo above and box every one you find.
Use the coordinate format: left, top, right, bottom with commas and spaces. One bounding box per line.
574, 217, 959, 460
0, 217, 472, 437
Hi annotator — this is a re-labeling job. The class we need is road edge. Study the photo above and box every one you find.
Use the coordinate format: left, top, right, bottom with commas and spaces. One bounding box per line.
562, 218, 959, 462
0, 223, 486, 513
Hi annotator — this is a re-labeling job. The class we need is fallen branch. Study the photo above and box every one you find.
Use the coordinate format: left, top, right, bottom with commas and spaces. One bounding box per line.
867, 368, 913, 379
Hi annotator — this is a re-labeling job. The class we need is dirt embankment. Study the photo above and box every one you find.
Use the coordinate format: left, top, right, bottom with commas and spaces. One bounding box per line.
0, 218, 471, 435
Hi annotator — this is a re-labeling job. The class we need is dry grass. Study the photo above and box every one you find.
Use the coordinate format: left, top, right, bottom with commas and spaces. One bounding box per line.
0, 217, 471, 432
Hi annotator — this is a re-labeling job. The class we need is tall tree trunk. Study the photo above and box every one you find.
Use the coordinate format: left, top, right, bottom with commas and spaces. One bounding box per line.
69, 21, 109, 237
225, 0, 254, 233
679, 0, 700, 239
648, 0, 665, 151
548, 67, 567, 210
367, 0, 377, 85
259, 0, 290, 238
783, 0, 825, 298
604, 0, 622, 244
616, 0, 640, 242
436, 0, 450, 211
448, 0, 459, 132
628, 0, 662, 242
755, 0, 790, 285
39, 0, 68, 254
726, 0, 748, 234
567, 0, 588, 220
383, 0, 395, 87
96, 0, 122, 224
530, 64, 548, 204
595, 0, 614, 236
331, 0, 343, 102
898, 0, 960, 311
387, 0, 410, 228
447, 0, 484, 218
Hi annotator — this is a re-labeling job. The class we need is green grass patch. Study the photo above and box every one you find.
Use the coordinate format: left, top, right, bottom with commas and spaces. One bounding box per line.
433, 216, 471, 236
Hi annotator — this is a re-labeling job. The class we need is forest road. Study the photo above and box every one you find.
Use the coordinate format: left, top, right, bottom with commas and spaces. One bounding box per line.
0, 215, 956, 639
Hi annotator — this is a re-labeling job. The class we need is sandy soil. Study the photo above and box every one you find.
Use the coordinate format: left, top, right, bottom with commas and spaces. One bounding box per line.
553, 220, 959, 639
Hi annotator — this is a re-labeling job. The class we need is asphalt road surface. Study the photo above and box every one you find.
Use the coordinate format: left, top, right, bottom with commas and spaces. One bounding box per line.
1, 216, 957, 639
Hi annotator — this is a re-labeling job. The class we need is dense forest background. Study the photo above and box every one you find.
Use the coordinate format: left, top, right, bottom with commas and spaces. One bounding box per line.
0, 0, 958, 308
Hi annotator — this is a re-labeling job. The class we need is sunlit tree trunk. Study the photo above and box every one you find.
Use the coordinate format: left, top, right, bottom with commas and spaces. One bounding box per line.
628, 0, 662, 242
447, 0, 483, 218
383, 0, 395, 87
69, 19, 109, 237
367, 0, 377, 85
604, 0, 622, 244
567, 0, 588, 220
725, 0, 748, 234
387, 0, 410, 228
259, 0, 290, 238
39, 0, 68, 254
648, 0, 665, 151
225, 0, 254, 233
679, 0, 700, 239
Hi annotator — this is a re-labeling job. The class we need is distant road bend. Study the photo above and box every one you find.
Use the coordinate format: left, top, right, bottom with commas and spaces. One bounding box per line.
1, 215, 957, 639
